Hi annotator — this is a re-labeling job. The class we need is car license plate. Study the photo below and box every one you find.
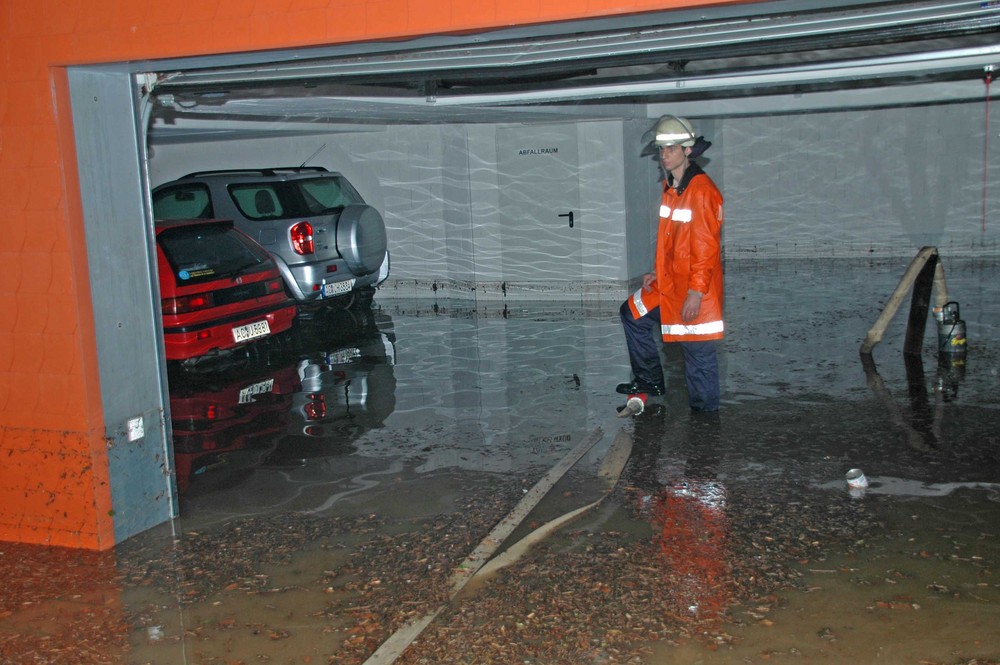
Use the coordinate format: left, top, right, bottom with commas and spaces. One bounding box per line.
238, 378, 275, 404
322, 279, 355, 298
326, 347, 361, 364
232, 320, 270, 343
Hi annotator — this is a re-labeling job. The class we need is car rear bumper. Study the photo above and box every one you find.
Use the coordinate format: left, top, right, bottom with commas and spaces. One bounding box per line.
163, 303, 297, 360
282, 251, 390, 301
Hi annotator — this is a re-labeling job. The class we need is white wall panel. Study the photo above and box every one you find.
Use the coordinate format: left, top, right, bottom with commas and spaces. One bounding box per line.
578, 121, 628, 287
720, 103, 999, 258
148, 99, 999, 303
149, 120, 633, 301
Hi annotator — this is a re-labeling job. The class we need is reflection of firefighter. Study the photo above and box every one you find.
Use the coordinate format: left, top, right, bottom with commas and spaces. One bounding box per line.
624, 405, 732, 622
650, 477, 730, 621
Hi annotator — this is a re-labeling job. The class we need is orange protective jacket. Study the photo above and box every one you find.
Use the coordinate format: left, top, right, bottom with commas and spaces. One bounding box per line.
628, 163, 725, 342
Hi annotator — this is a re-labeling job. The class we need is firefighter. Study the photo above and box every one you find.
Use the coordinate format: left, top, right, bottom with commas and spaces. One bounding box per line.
616, 115, 725, 412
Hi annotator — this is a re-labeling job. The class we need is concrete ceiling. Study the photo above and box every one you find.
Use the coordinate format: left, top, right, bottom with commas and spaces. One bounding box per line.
146, 0, 1000, 143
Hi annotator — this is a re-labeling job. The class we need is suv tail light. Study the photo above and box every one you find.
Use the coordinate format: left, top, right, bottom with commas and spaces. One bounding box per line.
163, 293, 214, 314
303, 393, 326, 420
290, 222, 314, 255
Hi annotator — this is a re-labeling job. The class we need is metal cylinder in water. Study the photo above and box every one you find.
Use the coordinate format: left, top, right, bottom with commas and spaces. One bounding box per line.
935, 301, 967, 355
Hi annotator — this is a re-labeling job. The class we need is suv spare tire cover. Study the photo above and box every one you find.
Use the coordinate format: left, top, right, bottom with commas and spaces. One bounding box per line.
336, 204, 388, 275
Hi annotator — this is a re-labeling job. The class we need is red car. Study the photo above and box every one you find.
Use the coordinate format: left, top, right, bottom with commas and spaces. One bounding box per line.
156, 218, 297, 362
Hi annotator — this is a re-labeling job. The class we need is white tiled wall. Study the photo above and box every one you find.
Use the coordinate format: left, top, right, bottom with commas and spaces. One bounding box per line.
148, 99, 999, 301
720, 104, 999, 258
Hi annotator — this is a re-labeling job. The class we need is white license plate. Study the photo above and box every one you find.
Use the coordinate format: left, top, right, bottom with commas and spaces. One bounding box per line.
232, 319, 270, 343
238, 378, 275, 404
322, 279, 355, 298
326, 347, 361, 365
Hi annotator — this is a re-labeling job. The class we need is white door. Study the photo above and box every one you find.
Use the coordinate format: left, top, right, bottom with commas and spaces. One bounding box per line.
496, 124, 582, 284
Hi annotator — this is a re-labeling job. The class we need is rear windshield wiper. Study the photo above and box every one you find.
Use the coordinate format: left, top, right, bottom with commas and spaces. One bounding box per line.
216, 261, 265, 280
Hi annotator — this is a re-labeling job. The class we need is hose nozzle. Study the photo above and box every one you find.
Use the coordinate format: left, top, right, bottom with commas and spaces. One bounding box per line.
616, 393, 647, 418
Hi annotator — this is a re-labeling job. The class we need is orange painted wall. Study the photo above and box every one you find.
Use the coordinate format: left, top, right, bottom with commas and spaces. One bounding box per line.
0, 0, 742, 549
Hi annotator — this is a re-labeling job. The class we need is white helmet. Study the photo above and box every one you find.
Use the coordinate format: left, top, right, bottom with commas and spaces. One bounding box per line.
653, 115, 697, 147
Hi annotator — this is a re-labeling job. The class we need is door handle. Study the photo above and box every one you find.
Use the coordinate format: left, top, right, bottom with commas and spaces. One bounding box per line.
558, 211, 575, 228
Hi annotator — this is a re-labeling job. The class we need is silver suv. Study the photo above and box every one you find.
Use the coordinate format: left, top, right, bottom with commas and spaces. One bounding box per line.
152, 167, 389, 307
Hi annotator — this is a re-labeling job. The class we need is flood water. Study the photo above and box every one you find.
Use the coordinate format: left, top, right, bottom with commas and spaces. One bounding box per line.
1, 257, 998, 664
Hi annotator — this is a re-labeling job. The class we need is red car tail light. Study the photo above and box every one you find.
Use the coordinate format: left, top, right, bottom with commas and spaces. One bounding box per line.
265, 279, 283, 294
290, 222, 314, 255
163, 293, 214, 314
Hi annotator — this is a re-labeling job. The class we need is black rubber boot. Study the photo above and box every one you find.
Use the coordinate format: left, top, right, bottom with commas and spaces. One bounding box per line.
615, 379, 665, 396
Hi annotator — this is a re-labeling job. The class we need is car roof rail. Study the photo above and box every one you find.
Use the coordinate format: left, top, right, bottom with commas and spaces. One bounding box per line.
180, 166, 331, 179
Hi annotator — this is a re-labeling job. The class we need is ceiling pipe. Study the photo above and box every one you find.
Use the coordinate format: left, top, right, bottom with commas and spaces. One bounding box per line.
294, 45, 1000, 108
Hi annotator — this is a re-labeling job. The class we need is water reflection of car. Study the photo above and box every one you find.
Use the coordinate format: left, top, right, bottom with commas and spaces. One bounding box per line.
168, 363, 300, 495
265, 310, 397, 465
156, 218, 297, 364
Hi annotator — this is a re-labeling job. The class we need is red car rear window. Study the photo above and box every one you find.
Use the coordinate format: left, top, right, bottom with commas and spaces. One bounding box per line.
158, 223, 270, 286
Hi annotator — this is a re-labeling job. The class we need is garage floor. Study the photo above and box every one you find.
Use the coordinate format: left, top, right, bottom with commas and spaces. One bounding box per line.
1, 257, 999, 665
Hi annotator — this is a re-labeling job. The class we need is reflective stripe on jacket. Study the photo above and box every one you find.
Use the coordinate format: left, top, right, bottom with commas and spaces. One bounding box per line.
628, 165, 725, 342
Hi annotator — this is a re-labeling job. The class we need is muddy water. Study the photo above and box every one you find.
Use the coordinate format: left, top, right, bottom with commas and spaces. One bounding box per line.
1, 257, 997, 664
654, 489, 1000, 664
